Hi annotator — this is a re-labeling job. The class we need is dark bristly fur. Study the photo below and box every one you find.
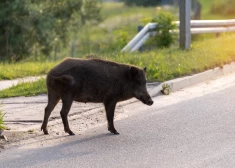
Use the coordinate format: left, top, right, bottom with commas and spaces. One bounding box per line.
41, 57, 153, 135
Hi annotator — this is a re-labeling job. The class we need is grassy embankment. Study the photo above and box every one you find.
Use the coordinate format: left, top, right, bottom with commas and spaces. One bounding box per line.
1, 1, 235, 98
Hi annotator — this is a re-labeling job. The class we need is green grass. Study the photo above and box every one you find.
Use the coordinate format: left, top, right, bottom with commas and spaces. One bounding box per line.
0, 62, 56, 80
1, 33, 235, 98
105, 34, 235, 82
199, 0, 235, 19
0, 106, 6, 130
101, 2, 157, 19
0, 78, 46, 98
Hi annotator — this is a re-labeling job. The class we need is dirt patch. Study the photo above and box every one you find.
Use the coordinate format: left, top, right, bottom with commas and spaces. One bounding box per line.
0, 103, 130, 152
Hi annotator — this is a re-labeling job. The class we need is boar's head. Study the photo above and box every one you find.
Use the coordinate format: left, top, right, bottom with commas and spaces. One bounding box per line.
129, 66, 154, 106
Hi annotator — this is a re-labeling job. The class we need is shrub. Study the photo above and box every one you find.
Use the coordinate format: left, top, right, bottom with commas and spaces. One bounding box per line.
147, 12, 177, 48
153, 12, 177, 48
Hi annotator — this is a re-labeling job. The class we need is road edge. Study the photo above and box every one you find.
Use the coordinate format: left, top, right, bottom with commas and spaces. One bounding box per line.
148, 62, 235, 97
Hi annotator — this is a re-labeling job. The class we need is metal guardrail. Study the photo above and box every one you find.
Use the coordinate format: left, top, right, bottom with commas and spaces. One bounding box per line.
122, 19, 235, 52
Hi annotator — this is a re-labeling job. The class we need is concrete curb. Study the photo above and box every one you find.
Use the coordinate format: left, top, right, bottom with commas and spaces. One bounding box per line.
149, 62, 235, 97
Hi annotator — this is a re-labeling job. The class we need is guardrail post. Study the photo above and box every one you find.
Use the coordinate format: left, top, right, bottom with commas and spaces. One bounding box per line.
180, 0, 191, 49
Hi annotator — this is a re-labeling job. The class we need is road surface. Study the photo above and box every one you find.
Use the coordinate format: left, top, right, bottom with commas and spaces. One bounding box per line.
1, 73, 235, 168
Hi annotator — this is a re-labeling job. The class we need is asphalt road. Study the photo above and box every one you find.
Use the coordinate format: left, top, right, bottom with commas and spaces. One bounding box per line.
1, 75, 235, 168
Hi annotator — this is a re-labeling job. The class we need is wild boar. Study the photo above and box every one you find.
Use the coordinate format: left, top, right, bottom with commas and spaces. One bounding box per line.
41, 57, 153, 135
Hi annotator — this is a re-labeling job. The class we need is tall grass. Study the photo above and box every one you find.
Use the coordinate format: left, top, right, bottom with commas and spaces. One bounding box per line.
199, 0, 235, 19
0, 62, 56, 80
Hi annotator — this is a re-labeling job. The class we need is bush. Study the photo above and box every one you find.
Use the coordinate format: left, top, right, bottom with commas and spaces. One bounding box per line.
149, 12, 177, 48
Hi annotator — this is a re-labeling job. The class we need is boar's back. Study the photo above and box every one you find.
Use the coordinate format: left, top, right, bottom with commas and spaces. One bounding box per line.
46, 58, 139, 102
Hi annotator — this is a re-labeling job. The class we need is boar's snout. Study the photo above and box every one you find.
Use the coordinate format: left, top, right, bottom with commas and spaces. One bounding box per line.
143, 96, 153, 106
146, 99, 154, 106
136, 93, 154, 106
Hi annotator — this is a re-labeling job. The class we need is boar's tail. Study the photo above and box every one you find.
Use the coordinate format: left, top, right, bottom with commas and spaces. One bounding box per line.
49, 75, 75, 86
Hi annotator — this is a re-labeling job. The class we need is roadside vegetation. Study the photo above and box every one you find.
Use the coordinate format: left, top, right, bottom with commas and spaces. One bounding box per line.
0, 106, 6, 130
1, 32, 235, 98
0, 62, 56, 80
1, 1, 235, 98
0, 78, 46, 98
199, 0, 235, 19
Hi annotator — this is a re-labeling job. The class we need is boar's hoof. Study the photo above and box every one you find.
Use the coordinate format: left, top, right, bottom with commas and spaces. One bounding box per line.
44, 131, 49, 135
113, 131, 119, 135
67, 130, 75, 136
41, 126, 49, 135
109, 128, 119, 135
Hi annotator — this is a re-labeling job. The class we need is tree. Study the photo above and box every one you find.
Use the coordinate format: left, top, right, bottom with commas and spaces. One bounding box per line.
0, 0, 101, 61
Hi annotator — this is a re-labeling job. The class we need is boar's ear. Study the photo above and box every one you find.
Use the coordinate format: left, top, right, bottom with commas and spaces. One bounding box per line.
143, 67, 147, 72
129, 66, 139, 78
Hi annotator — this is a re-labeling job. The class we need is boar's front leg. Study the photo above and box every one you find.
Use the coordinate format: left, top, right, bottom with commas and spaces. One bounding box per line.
104, 99, 119, 134
60, 95, 75, 135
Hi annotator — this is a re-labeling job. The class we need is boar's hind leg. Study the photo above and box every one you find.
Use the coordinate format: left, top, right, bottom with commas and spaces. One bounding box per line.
104, 100, 119, 134
60, 95, 75, 135
41, 94, 60, 135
